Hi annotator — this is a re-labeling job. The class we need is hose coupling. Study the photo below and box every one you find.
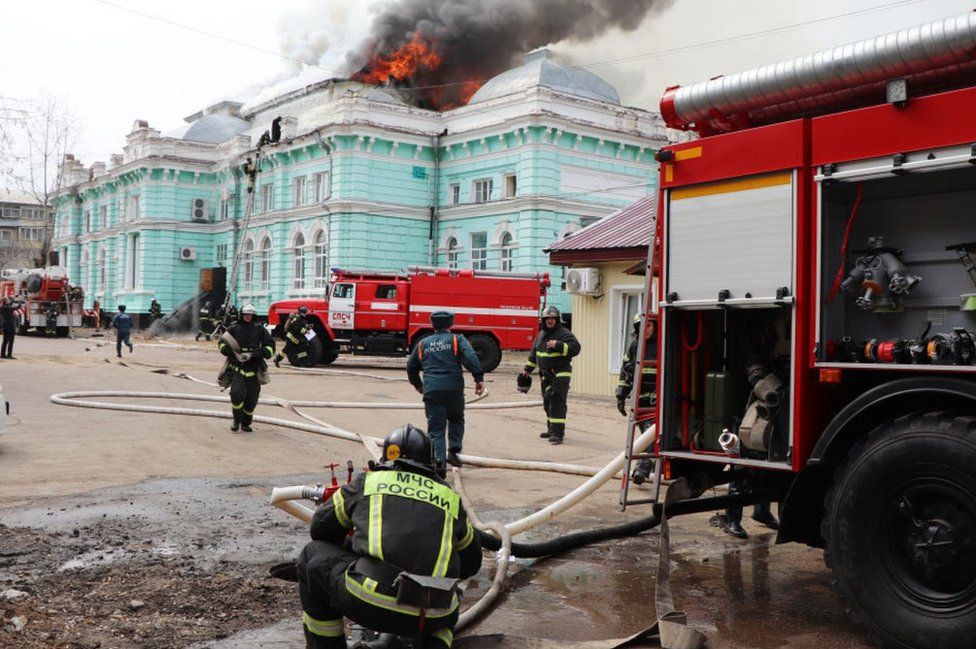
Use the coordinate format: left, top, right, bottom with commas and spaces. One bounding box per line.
718, 429, 740, 455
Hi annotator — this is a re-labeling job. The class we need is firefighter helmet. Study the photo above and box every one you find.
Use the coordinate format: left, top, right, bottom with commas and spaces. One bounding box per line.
241, 303, 258, 316
382, 424, 433, 469
633, 313, 642, 328
516, 372, 532, 393
541, 305, 560, 329
297, 305, 309, 315
430, 310, 454, 330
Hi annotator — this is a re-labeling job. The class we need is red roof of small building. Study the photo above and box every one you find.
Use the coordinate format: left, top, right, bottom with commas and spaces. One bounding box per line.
547, 194, 656, 264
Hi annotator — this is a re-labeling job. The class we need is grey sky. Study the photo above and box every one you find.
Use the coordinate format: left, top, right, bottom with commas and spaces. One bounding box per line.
1, 0, 972, 166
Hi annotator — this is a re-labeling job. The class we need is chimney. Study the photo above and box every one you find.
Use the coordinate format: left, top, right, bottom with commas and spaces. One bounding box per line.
281, 116, 298, 139
91, 161, 107, 178
109, 154, 124, 168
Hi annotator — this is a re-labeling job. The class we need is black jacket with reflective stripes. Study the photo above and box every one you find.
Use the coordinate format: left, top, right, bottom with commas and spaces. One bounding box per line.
524, 325, 581, 376
284, 314, 310, 344
311, 464, 482, 584
618, 334, 658, 398
219, 321, 275, 373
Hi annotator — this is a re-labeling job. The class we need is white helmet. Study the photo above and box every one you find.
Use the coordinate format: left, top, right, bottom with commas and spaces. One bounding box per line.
241, 303, 258, 315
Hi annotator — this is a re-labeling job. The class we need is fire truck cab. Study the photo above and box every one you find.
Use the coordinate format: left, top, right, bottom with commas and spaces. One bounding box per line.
634, 13, 976, 649
268, 266, 549, 372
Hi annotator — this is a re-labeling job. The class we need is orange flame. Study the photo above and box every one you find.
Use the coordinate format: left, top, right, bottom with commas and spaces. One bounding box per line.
354, 33, 442, 85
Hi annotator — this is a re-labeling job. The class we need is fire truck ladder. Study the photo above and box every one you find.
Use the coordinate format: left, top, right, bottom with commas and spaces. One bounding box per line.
619, 245, 662, 511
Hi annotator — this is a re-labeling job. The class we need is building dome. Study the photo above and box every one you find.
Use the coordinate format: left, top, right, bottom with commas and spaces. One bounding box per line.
469, 49, 620, 105
168, 113, 251, 144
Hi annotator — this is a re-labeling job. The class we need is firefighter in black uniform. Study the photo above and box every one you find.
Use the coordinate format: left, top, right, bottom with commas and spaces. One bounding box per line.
148, 299, 163, 324
520, 305, 581, 445
297, 424, 482, 648
218, 303, 275, 432
196, 299, 216, 341
274, 305, 312, 368
45, 305, 59, 336
616, 314, 658, 484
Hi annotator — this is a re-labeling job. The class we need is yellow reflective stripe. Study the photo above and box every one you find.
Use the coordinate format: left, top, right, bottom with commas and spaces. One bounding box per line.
432, 509, 454, 577
364, 471, 460, 519
264, 345, 274, 356
232, 402, 244, 410
243, 408, 255, 415
368, 494, 384, 560
344, 572, 457, 618
548, 418, 566, 423
332, 489, 351, 529
218, 342, 227, 351
555, 372, 572, 378
525, 360, 537, 367
617, 380, 629, 387
535, 351, 562, 357
458, 519, 475, 551
561, 342, 569, 356
302, 612, 344, 637
431, 627, 453, 647
286, 333, 299, 343
641, 367, 658, 374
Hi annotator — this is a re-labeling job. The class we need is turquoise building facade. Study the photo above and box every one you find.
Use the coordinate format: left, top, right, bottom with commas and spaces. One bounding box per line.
53, 51, 672, 316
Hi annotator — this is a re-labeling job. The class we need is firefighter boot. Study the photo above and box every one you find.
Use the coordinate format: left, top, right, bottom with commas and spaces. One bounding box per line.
539, 431, 551, 439
231, 411, 240, 432
752, 504, 780, 531
724, 520, 748, 539
304, 627, 346, 649
447, 450, 463, 468
273, 354, 282, 368
631, 459, 653, 485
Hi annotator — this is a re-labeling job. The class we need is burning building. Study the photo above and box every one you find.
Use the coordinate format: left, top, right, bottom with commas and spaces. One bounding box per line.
52, 50, 673, 316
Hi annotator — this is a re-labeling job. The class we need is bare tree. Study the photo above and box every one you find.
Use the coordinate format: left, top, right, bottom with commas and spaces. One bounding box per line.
0, 95, 79, 267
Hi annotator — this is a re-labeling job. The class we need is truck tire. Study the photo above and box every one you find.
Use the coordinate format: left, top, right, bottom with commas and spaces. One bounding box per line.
319, 341, 339, 365
468, 334, 501, 373
287, 337, 321, 367
56, 327, 69, 338
822, 411, 976, 649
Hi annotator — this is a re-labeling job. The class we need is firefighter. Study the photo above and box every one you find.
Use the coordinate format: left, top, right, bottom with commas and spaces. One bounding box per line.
616, 314, 658, 484
111, 304, 134, 357
274, 305, 312, 368
0, 296, 22, 359
148, 299, 162, 324
218, 303, 275, 432
406, 311, 485, 472
196, 299, 215, 341
297, 424, 482, 649
45, 304, 59, 337
521, 306, 581, 445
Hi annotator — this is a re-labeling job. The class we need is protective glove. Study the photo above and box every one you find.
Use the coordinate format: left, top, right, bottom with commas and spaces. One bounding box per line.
616, 398, 628, 417
614, 385, 628, 401
236, 351, 252, 364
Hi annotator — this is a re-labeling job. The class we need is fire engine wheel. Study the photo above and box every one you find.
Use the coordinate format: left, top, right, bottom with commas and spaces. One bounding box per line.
468, 334, 501, 373
318, 343, 339, 366
56, 327, 69, 338
287, 337, 321, 367
822, 411, 976, 649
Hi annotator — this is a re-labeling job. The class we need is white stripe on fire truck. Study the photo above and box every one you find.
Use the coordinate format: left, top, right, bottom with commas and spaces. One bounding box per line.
410, 305, 536, 318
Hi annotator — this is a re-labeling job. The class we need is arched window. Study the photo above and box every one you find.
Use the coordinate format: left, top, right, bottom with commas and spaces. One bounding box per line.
293, 232, 306, 289
499, 232, 515, 272
446, 237, 459, 269
243, 239, 255, 291
97, 246, 106, 292
314, 230, 329, 288
260, 236, 272, 291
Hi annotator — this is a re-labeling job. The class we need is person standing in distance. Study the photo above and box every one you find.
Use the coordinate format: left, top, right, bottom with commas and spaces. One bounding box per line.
406, 311, 485, 473
111, 304, 134, 358
218, 303, 275, 432
0, 296, 22, 359
521, 305, 580, 445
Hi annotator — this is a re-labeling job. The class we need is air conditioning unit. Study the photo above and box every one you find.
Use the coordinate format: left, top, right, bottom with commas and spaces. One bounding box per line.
565, 267, 601, 295
191, 198, 209, 222
179, 247, 197, 261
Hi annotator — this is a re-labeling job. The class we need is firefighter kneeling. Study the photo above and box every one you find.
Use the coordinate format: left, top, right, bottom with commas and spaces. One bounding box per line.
520, 306, 581, 445
217, 303, 275, 432
274, 305, 312, 368
297, 425, 482, 648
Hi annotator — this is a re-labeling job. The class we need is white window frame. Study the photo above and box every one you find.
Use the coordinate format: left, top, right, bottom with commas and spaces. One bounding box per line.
470, 232, 488, 271
99, 205, 107, 230
215, 243, 228, 267
97, 246, 106, 292
220, 198, 231, 220
313, 172, 331, 203
260, 184, 275, 213
446, 237, 460, 270
608, 285, 645, 375
243, 239, 255, 291
260, 236, 272, 291
128, 195, 140, 221
473, 179, 492, 204
499, 232, 515, 272
84, 210, 91, 233
313, 230, 329, 288
293, 176, 307, 207
450, 183, 460, 205
292, 232, 306, 289
504, 174, 517, 198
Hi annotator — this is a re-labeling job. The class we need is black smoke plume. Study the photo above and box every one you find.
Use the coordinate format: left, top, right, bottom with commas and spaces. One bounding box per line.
349, 0, 673, 109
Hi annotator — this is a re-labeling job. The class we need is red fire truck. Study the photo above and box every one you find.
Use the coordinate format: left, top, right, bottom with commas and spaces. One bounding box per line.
621, 13, 976, 649
0, 266, 83, 336
267, 266, 550, 372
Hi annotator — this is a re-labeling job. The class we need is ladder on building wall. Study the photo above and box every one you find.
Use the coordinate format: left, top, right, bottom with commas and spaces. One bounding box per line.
619, 226, 662, 511
223, 152, 260, 312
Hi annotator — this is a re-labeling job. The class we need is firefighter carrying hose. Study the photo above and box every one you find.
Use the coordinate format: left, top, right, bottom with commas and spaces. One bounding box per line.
616, 314, 658, 484
274, 305, 311, 368
297, 424, 482, 649
217, 303, 275, 432
520, 306, 581, 445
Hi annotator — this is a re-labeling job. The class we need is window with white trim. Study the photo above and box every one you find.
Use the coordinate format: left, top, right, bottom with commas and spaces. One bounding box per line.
611, 289, 643, 374
450, 183, 460, 205
99, 206, 107, 230
80, 249, 89, 292
499, 232, 515, 272
0, 229, 13, 241
260, 237, 272, 291
473, 179, 492, 203
97, 246, 106, 292
128, 195, 139, 221
216, 243, 228, 267
243, 239, 255, 291
446, 237, 460, 269
84, 211, 91, 233
220, 198, 231, 220
504, 174, 517, 198
470, 232, 487, 270
293, 176, 307, 207
313, 172, 331, 202
260, 184, 275, 213
313, 230, 329, 288
293, 232, 306, 289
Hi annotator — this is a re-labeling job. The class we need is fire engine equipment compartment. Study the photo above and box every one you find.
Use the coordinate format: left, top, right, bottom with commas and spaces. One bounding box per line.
817, 164, 976, 368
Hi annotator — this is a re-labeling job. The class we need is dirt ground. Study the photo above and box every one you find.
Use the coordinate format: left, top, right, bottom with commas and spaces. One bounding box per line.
0, 331, 873, 648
